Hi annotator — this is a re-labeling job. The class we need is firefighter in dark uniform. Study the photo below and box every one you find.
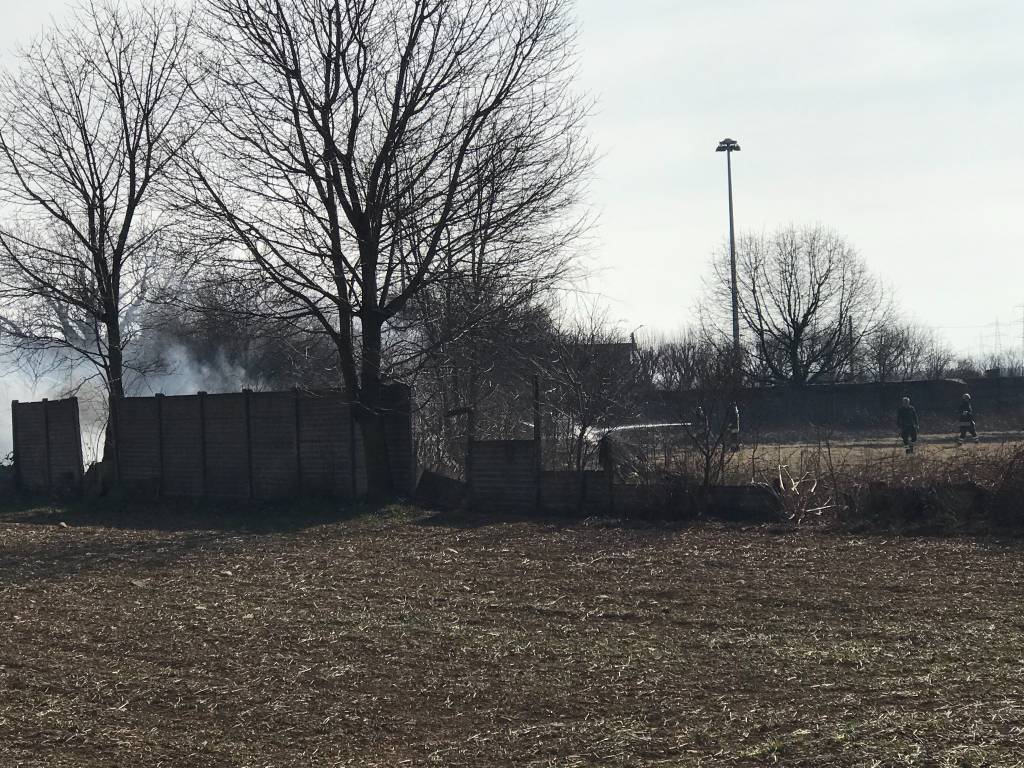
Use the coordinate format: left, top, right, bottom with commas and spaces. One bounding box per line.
691, 405, 709, 443
726, 402, 741, 452
897, 396, 919, 454
957, 393, 979, 445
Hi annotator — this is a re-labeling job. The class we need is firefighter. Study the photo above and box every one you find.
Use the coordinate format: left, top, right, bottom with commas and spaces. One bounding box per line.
726, 402, 741, 452
957, 393, 979, 445
897, 396, 919, 454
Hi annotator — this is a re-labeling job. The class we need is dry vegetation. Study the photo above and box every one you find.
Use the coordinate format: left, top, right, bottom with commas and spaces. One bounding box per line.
651, 432, 1024, 530
2, 499, 1024, 767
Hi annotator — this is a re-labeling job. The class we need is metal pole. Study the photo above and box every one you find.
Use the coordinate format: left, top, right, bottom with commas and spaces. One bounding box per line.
727, 149, 740, 353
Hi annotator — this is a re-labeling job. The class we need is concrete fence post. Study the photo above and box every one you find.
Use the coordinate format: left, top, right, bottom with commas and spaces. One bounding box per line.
349, 401, 358, 498
110, 395, 121, 484
243, 388, 254, 499
11, 400, 20, 490
198, 391, 208, 496
155, 394, 165, 497
293, 387, 303, 494
70, 397, 84, 488
42, 398, 52, 494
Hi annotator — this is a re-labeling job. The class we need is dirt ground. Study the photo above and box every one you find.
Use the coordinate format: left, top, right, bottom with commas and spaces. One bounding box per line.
2, 502, 1024, 767
749, 429, 1024, 457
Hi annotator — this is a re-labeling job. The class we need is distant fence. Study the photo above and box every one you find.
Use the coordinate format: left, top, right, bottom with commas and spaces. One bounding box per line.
644, 377, 1024, 432
467, 439, 663, 515
11, 397, 84, 495
465, 438, 780, 519
113, 385, 415, 499
468, 440, 538, 512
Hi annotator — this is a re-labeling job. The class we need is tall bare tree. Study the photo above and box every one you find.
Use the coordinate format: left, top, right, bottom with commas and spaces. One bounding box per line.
863, 323, 915, 383
187, 0, 590, 495
543, 314, 642, 478
709, 225, 887, 385
861, 321, 954, 383
639, 333, 744, 489
650, 332, 721, 391
0, 1, 197, 456
409, 292, 556, 477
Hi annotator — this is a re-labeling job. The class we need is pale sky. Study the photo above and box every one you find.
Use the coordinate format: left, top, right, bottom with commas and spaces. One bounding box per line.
2, 0, 1023, 357
575, 0, 1024, 357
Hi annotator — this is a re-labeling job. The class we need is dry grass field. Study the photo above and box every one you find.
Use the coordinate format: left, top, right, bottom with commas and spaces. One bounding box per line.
3, 500, 1024, 767
657, 431, 1024, 527
630, 429, 1024, 481
746, 429, 1024, 459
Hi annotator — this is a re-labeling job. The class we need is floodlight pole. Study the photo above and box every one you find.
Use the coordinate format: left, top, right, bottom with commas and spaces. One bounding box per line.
717, 138, 741, 355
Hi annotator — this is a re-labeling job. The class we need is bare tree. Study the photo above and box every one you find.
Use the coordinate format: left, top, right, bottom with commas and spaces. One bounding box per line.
708, 225, 887, 385
144, 272, 344, 392
948, 357, 983, 380
647, 334, 743, 489
863, 323, 914, 383
542, 314, 641, 484
918, 336, 956, 380
0, 1, 197, 456
186, 0, 590, 496
407, 284, 559, 477
861, 321, 955, 382
973, 352, 1024, 378
650, 331, 721, 391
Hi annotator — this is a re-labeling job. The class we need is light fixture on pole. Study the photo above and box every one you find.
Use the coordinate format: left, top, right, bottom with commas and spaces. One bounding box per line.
716, 137, 741, 354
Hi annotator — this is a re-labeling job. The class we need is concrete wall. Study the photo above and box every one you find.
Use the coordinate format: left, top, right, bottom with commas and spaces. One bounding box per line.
468, 439, 656, 515
965, 376, 1024, 414
383, 389, 417, 497
295, 393, 355, 497
467, 439, 780, 520
468, 440, 538, 512
112, 384, 414, 500
540, 470, 611, 514
10, 398, 84, 495
0, 465, 14, 497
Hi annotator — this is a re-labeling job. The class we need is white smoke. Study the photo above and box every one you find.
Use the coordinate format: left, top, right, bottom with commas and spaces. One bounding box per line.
0, 366, 39, 460
126, 343, 262, 396
1, 344, 262, 465
0, 354, 97, 460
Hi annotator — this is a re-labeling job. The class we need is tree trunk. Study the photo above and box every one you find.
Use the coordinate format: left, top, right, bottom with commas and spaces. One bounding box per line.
355, 407, 392, 501
102, 319, 125, 464
463, 358, 480, 482
357, 316, 394, 499
574, 429, 586, 515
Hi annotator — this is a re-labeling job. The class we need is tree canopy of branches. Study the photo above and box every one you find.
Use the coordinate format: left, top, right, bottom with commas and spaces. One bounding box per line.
860, 321, 954, 383
410, 292, 556, 477
145, 273, 344, 393
542, 315, 642, 477
709, 225, 886, 385
641, 333, 743, 488
0, 1, 196, 454
187, 0, 590, 495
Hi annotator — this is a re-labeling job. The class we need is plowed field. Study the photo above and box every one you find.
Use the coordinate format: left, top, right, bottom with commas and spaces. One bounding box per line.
2, 504, 1023, 766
